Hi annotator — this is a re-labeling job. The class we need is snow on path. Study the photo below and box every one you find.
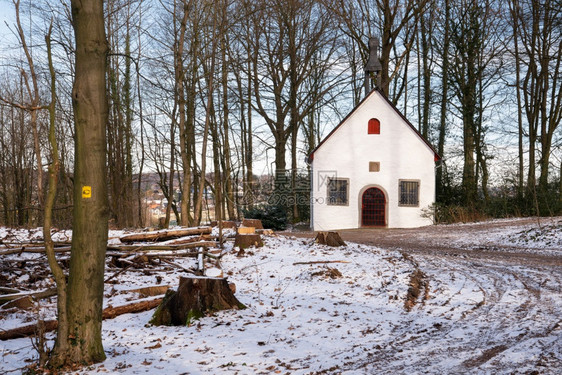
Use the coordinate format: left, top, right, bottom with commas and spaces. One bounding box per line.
1, 227, 561, 374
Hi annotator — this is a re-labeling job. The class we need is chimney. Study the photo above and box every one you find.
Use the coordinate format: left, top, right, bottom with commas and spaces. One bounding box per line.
364, 37, 382, 96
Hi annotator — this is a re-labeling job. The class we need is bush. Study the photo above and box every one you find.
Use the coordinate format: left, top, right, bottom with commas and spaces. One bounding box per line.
242, 204, 288, 230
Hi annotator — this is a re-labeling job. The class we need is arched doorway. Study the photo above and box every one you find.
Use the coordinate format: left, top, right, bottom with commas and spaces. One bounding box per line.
362, 187, 386, 226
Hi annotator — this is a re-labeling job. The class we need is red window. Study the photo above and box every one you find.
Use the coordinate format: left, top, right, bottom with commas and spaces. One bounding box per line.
368, 118, 380, 134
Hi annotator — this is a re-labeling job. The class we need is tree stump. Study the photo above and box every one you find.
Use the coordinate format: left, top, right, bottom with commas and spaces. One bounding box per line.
314, 231, 346, 247
234, 233, 263, 249
241, 219, 264, 229
150, 276, 246, 326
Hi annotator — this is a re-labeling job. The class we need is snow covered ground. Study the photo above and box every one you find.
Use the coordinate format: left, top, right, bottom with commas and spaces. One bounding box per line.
1, 219, 561, 374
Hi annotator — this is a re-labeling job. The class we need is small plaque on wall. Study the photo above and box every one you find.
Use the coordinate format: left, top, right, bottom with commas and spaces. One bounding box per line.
369, 162, 380, 172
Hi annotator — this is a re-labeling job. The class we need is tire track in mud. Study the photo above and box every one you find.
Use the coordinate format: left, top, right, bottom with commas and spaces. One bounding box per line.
320, 248, 562, 374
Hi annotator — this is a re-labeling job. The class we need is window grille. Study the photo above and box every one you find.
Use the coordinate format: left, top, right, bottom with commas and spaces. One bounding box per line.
399, 180, 419, 206
327, 178, 349, 205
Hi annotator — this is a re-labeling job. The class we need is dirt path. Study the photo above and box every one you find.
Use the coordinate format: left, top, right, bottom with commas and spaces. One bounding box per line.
282, 217, 562, 267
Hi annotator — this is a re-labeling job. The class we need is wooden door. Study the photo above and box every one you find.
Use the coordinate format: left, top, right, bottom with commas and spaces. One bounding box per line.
362, 188, 386, 226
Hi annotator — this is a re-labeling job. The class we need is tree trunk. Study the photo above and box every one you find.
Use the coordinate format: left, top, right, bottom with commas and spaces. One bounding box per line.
510, 0, 524, 198
559, 160, 562, 205
220, 25, 235, 221
51, 0, 109, 366
420, 11, 431, 140
193, 50, 215, 225
176, 0, 190, 227
436, 0, 450, 200
43, 25, 70, 369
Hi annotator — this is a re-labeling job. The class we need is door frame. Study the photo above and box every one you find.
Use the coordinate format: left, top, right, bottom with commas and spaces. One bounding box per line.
358, 185, 388, 227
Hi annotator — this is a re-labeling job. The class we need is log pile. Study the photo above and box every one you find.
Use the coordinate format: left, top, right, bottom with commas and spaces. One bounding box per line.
0, 226, 226, 336
0, 223, 276, 338
105, 226, 223, 279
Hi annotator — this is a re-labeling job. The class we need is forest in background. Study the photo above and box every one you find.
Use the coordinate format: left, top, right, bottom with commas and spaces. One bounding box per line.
0, 0, 560, 230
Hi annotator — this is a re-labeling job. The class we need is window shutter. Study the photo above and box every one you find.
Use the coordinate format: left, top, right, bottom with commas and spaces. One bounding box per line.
368, 118, 380, 134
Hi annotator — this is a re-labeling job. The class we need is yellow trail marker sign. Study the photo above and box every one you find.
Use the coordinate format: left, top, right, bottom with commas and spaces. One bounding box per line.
82, 186, 92, 199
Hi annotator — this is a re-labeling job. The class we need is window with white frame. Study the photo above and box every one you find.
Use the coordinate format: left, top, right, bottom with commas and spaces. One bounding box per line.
327, 178, 349, 205
399, 180, 419, 206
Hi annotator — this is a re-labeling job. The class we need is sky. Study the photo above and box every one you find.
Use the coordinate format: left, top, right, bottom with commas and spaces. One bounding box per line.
0, 1, 16, 43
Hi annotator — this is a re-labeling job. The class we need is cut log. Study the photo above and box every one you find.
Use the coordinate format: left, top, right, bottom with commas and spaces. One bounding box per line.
314, 231, 346, 247
220, 221, 237, 229
107, 241, 217, 252
234, 234, 263, 249
0, 320, 59, 341
241, 219, 263, 229
0, 298, 163, 340
160, 234, 212, 246
256, 229, 274, 236
119, 227, 212, 243
150, 276, 246, 326
237, 226, 255, 234
102, 298, 163, 319
210, 220, 237, 229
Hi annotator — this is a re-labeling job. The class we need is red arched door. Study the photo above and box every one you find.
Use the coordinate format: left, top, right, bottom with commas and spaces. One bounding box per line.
362, 187, 386, 226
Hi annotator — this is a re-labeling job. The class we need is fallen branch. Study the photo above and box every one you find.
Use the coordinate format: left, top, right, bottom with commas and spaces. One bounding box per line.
0, 288, 57, 304
292, 260, 350, 265
104, 261, 136, 283
0, 246, 71, 256
160, 258, 196, 274
0, 287, 21, 294
0, 297, 163, 340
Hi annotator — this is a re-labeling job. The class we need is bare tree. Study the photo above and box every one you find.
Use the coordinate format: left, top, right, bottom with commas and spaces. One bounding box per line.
324, 0, 428, 102
106, 0, 137, 228
447, 0, 504, 204
245, 0, 343, 221
511, 0, 562, 208
13, 0, 45, 213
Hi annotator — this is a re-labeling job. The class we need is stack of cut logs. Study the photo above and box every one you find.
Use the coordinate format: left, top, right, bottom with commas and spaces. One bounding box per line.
108, 226, 220, 278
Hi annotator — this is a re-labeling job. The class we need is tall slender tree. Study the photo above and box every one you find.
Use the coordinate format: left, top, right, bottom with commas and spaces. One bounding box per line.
51, 0, 109, 366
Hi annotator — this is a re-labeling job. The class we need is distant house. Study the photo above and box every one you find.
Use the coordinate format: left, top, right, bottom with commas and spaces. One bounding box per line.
308, 87, 440, 230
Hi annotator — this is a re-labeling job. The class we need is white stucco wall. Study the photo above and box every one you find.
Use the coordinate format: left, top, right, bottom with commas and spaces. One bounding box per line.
311, 90, 436, 230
